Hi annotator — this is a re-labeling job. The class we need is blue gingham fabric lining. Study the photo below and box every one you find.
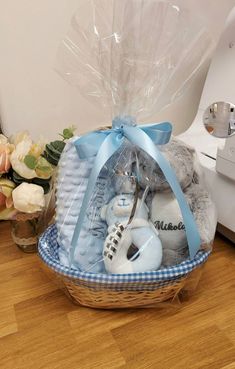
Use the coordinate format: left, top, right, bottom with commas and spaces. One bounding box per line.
38, 225, 211, 284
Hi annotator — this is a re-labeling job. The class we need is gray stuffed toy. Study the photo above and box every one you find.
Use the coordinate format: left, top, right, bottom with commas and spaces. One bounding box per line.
137, 138, 217, 267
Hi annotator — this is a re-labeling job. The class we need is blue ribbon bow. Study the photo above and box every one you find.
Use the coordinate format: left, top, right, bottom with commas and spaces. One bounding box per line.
70, 116, 201, 267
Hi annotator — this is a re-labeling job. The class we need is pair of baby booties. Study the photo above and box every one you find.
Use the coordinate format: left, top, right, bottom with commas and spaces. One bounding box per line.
55, 137, 217, 274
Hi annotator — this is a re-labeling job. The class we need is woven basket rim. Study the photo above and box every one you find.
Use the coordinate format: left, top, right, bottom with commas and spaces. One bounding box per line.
38, 225, 211, 283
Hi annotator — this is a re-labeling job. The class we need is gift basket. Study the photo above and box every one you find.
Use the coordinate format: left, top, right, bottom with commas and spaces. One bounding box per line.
38, 0, 217, 308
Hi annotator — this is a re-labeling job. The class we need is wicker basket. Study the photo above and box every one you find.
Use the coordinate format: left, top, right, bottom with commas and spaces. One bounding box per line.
38, 225, 210, 309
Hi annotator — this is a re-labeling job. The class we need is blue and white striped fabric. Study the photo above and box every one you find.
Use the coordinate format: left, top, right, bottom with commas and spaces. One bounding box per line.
38, 225, 211, 288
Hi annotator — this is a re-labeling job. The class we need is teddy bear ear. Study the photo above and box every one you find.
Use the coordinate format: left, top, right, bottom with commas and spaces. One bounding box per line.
172, 138, 195, 154
100, 205, 108, 220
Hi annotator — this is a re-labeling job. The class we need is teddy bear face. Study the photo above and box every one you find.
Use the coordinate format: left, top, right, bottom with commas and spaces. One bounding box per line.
101, 194, 134, 227
101, 194, 149, 228
137, 138, 195, 192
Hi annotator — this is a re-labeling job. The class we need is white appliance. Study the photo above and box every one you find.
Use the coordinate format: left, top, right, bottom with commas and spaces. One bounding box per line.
179, 7, 235, 242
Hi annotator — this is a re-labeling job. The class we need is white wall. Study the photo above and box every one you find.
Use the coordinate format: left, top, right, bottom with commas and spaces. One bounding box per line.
0, 0, 235, 139
155, 0, 235, 134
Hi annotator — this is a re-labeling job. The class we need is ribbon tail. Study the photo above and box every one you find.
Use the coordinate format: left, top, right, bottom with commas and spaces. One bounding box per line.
124, 125, 201, 259
69, 132, 124, 267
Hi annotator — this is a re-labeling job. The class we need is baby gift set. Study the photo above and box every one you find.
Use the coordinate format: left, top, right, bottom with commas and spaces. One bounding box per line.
38, 0, 217, 308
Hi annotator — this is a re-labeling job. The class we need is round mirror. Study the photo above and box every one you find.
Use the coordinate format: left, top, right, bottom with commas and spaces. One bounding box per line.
203, 101, 235, 138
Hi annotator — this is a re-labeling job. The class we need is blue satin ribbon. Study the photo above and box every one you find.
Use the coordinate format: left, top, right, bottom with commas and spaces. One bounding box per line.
70, 117, 201, 267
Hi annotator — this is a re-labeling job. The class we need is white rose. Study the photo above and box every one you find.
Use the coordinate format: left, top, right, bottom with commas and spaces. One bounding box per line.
12, 183, 45, 213
10, 137, 37, 179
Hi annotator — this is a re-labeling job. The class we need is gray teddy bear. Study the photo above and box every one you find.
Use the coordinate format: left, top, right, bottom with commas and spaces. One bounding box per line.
137, 138, 217, 266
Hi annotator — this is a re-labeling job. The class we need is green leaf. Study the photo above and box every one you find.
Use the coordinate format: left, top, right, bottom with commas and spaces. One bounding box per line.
36, 157, 51, 170
24, 155, 37, 170
35, 157, 53, 178
62, 129, 73, 140
36, 166, 51, 172
51, 140, 66, 152
59, 126, 76, 140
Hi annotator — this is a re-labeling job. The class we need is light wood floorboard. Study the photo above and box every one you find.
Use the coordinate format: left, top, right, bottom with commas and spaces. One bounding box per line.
0, 221, 234, 369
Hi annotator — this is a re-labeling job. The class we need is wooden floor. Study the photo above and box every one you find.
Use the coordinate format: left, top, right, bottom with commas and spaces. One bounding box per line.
0, 221, 235, 369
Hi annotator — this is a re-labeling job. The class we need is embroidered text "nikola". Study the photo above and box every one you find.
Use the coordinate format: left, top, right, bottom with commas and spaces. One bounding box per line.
154, 220, 185, 231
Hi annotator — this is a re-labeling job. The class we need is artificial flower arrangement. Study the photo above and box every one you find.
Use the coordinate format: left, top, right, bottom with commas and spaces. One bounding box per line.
0, 127, 75, 222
